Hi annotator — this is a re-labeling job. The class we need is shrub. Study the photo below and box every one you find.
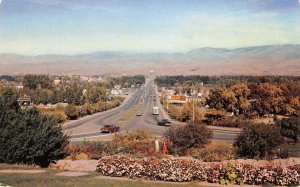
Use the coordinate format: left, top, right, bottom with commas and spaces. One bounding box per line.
164, 124, 212, 155
234, 123, 283, 159
82, 103, 94, 115
0, 106, 69, 167
218, 162, 243, 185
64, 104, 79, 120
204, 109, 227, 124
51, 112, 68, 123
190, 142, 234, 162
64, 141, 120, 160
214, 117, 250, 128
113, 129, 152, 145
75, 152, 89, 160
277, 117, 300, 142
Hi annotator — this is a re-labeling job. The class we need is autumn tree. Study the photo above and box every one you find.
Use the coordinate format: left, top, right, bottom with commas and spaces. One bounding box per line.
248, 83, 284, 116
207, 86, 237, 112
181, 101, 203, 123
231, 83, 250, 114
204, 109, 227, 124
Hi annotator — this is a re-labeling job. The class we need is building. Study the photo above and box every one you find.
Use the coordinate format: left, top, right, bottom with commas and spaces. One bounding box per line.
17, 95, 32, 106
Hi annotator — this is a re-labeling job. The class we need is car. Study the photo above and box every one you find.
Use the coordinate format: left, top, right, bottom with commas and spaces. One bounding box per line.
100, 124, 120, 133
157, 119, 172, 126
136, 111, 142, 116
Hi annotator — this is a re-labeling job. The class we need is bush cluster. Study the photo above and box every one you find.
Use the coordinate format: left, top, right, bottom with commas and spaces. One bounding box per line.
277, 116, 300, 142
64, 97, 124, 120
189, 142, 234, 162
64, 130, 157, 160
164, 124, 212, 156
96, 155, 299, 186
213, 117, 250, 128
234, 123, 283, 159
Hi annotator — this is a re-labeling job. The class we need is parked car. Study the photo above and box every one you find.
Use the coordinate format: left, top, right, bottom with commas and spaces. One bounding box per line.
157, 119, 172, 126
136, 111, 142, 116
100, 124, 120, 133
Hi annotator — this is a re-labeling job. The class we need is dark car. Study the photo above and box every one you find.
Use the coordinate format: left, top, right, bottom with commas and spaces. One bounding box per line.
100, 124, 120, 133
157, 119, 172, 126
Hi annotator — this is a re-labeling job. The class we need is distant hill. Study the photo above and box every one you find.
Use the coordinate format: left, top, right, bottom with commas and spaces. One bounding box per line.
0, 45, 299, 75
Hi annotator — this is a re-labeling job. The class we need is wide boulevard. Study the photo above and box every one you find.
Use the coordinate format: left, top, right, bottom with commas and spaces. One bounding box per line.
63, 78, 240, 142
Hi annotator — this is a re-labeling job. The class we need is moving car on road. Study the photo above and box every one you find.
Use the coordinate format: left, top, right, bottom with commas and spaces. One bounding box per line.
136, 111, 142, 116
157, 119, 172, 126
100, 124, 120, 133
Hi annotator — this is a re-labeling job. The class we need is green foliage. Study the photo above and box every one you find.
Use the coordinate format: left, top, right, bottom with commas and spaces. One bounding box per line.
155, 75, 300, 88
219, 162, 244, 185
64, 104, 79, 120
23, 74, 52, 90
234, 123, 283, 159
277, 117, 300, 142
50, 112, 68, 123
85, 86, 106, 104
164, 124, 212, 155
0, 91, 69, 167
108, 75, 145, 88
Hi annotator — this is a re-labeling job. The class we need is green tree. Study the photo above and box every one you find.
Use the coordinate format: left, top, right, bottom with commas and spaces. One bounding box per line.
234, 123, 283, 159
23, 74, 52, 90
0, 92, 69, 167
277, 117, 300, 142
86, 86, 106, 104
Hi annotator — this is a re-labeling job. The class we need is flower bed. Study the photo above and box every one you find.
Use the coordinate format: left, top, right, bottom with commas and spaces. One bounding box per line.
96, 155, 300, 186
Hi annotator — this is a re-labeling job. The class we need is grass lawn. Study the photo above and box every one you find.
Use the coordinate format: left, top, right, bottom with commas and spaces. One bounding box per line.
0, 164, 209, 187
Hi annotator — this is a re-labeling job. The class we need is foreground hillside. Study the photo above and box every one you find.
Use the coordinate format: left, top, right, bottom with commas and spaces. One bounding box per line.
0, 45, 300, 75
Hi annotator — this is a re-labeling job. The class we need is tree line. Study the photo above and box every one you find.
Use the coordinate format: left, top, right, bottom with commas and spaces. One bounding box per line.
207, 82, 300, 117
155, 75, 300, 88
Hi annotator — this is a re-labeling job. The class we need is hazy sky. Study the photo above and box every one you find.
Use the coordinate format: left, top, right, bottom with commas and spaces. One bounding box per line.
0, 0, 300, 55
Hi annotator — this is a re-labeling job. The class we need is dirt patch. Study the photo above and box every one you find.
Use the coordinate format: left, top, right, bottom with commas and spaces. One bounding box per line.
50, 160, 98, 172
232, 157, 300, 168
56, 171, 89, 177
0, 169, 46, 174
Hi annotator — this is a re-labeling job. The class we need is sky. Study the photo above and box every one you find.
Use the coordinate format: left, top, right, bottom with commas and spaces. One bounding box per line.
0, 0, 300, 55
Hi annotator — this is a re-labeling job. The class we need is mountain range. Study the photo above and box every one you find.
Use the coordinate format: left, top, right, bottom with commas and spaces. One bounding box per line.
0, 45, 300, 76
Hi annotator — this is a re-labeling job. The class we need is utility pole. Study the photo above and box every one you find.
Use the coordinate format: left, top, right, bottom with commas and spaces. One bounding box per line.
192, 93, 195, 124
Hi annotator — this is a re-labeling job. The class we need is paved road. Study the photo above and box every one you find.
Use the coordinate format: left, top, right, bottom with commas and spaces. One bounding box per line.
63, 77, 240, 142
63, 78, 167, 141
